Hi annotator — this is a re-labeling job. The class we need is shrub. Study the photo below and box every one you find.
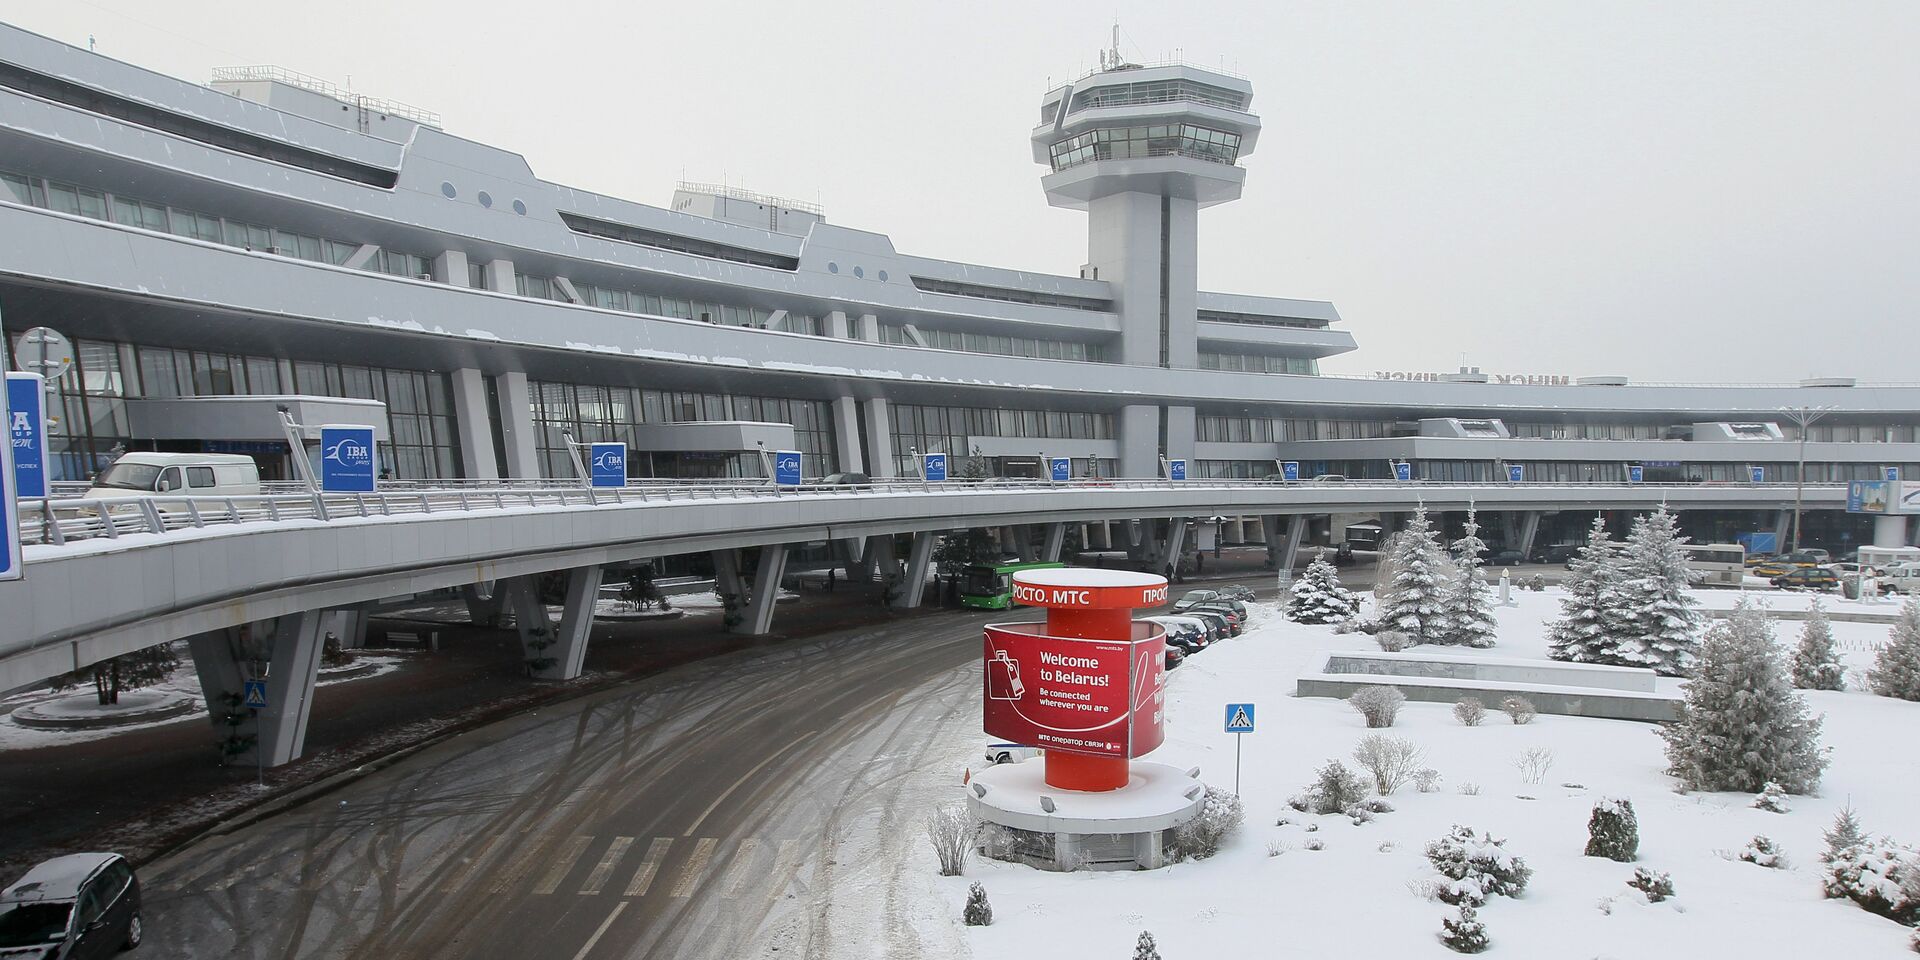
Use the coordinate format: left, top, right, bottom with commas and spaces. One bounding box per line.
1345, 804, 1375, 825
1305, 838, 1325, 851
1440, 903, 1490, 953
962, 882, 993, 925
1299, 760, 1371, 815
1415, 768, 1443, 793
1349, 685, 1406, 728
1331, 619, 1361, 636
1457, 782, 1482, 796
1501, 696, 1537, 724
926, 803, 977, 876
1628, 867, 1675, 903
1171, 785, 1244, 861
1823, 804, 1869, 865
1523, 574, 1547, 592
1822, 838, 1920, 925
1584, 798, 1639, 862
1352, 734, 1424, 795
1740, 836, 1785, 869
1267, 840, 1291, 857
1753, 781, 1791, 813
1361, 798, 1395, 813
1426, 825, 1532, 903
1514, 747, 1554, 786
1133, 930, 1162, 960
1374, 630, 1415, 652
1453, 697, 1486, 726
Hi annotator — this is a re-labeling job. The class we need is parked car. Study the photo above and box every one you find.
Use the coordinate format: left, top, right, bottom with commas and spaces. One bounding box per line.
1148, 615, 1214, 649
1753, 551, 1828, 578
0, 852, 142, 956
1165, 646, 1186, 670
1215, 584, 1257, 602
1172, 590, 1220, 612
1184, 609, 1231, 641
1771, 567, 1839, 591
1487, 550, 1527, 567
811, 472, 871, 488
1188, 603, 1244, 636
983, 743, 1040, 765
1880, 563, 1920, 594
1531, 544, 1580, 565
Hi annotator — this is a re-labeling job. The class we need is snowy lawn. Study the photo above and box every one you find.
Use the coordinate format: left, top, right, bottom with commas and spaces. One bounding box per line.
933, 590, 1920, 958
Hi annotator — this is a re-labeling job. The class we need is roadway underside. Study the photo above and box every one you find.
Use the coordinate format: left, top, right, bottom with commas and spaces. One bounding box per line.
136, 610, 987, 960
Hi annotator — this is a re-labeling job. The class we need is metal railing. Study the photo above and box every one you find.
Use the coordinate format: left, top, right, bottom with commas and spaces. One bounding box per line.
13, 478, 1847, 552
209, 66, 442, 128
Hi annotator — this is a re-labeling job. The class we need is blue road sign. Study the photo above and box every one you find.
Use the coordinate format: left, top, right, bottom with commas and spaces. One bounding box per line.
1168, 459, 1187, 481
923, 452, 947, 482
6, 373, 47, 499
243, 679, 268, 710
0, 380, 17, 582
1507, 464, 1525, 483
1224, 702, 1256, 733
1049, 457, 1072, 482
1281, 461, 1299, 481
319, 425, 377, 492
1393, 461, 1412, 482
1627, 464, 1644, 484
1887, 466, 1902, 482
1749, 465, 1766, 484
774, 449, 802, 485
589, 442, 627, 487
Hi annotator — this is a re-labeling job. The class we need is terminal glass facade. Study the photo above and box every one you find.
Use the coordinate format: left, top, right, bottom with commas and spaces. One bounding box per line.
527, 381, 837, 479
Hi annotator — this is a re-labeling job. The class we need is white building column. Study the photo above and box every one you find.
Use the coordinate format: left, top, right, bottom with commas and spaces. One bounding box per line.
485, 258, 516, 294
1515, 512, 1543, 560
435, 250, 471, 286
831, 396, 864, 475
505, 568, 603, 680
1042, 523, 1067, 563
892, 532, 938, 610
450, 368, 500, 480
496, 370, 540, 478
187, 612, 328, 769
1118, 405, 1160, 479
1875, 514, 1908, 549
1281, 515, 1309, 572
864, 399, 896, 477
741, 545, 791, 635
824, 310, 850, 339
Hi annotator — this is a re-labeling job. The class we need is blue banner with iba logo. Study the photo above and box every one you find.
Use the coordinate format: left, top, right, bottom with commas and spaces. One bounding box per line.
1281, 461, 1299, 481
319, 425, 377, 492
1049, 457, 1071, 482
1, 378, 23, 581
1168, 459, 1187, 481
589, 442, 627, 487
1393, 461, 1412, 482
1627, 464, 1644, 484
7, 373, 46, 500
1507, 464, 1525, 483
1749, 466, 1766, 484
773, 449, 802, 485
923, 452, 947, 482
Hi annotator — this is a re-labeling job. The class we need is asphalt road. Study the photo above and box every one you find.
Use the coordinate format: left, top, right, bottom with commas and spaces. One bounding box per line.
137, 610, 986, 960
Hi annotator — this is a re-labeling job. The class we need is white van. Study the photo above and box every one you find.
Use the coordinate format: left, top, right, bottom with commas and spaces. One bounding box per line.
85, 453, 262, 500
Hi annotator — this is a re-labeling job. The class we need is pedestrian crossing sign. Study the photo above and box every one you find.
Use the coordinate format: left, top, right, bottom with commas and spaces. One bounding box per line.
243, 679, 268, 709
1224, 703, 1255, 733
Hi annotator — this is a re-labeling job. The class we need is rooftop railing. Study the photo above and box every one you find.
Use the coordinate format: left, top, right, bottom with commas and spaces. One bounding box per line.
210, 65, 442, 128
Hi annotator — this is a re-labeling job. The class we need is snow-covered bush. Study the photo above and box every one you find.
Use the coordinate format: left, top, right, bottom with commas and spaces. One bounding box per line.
1869, 599, 1920, 701
1360, 798, 1395, 813
1171, 785, 1244, 861
1374, 631, 1415, 652
1753, 781, 1791, 813
1740, 835, 1785, 869
1345, 804, 1375, 825
1330, 619, 1363, 636
1454, 697, 1486, 726
1133, 930, 1162, 960
1821, 838, 1920, 925
1514, 747, 1554, 785
1605, 507, 1704, 677
1352, 734, 1424, 795
1267, 840, 1291, 857
1446, 507, 1499, 648
1458, 782, 1482, 796
926, 803, 977, 876
963, 882, 993, 925
1349, 685, 1406, 728
1547, 514, 1620, 665
1305, 838, 1325, 851
1415, 768, 1443, 793
1288, 551, 1361, 624
1584, 798, 1639, 862
1791, 599, 1846, 691
1440, 903, 1490, 953
1500, 695, 1537, 725
1523, 575, 1547, 592
1628, 867, 1675, 903
1660, 600, 1828, 794
1376, 506, 1456, 645
1824, 804, 1869, 865
1426, 825, 1532, 902
1296, 760, 1371, 815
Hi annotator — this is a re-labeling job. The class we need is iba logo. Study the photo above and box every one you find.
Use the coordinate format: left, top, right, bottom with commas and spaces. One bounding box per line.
324, 437, 372, 467
8, 411, 27, 436
594, 449, 625, 470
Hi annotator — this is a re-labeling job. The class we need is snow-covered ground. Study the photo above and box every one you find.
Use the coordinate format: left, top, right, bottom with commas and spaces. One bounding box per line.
896, 588, 1920, 958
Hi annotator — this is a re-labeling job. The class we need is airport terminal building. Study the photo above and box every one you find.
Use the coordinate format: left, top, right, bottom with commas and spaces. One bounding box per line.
2, 21, 1917, 550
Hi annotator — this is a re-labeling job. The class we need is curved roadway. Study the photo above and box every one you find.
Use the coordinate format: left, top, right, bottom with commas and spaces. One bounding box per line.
137, 610, 985, 960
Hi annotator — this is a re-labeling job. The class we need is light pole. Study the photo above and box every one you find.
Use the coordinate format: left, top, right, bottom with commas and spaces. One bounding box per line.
1777, 405, 1835, 552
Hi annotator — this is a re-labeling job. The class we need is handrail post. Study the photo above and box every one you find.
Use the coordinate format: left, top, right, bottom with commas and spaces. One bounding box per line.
313, 492, 331, 521
355, 493, 370, 518
420, 493, 433, 514
139, 499, 163, 535
185, 499, 204, 529
42, 501, 66, 546
96, 502, 119, 539
265, 498, 280, 522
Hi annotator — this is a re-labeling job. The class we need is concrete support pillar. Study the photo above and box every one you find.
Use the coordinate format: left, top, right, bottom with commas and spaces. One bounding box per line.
506, 569, 603, 680
435, 249, 471, 286
1118, 405, 1160, 479
855, 313, 879, 341
1262, 516, 1286, 568
1163, 518, 1190, 576
711, 550, 746, 602
485, 258, 516, 294
1875, 514, 1908, 549
869, 534, 899, 580
1773, 510, 1793, 549
742, 545, 791, 635
1042, 523, 1067, 563
496, 371, 540, 478
326, 608, 367, 651
450, 368, 500, 480
188, 612, 327, 768
830, 396, 864, 476
824, 310, 850, 339
1516, 511, 1543, 561
462, 581, 506, 627
892, 532, 938, 610
1282, 515, 1309, 572
864, 399, 896, 477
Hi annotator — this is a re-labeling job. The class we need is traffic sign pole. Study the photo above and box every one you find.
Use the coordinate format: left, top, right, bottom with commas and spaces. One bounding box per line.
1234, 732, 1243, 796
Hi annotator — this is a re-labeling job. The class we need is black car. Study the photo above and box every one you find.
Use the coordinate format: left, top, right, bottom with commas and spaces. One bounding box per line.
812, 472, 871, 487
1487, 550, 1526, 567
1184, 609, 1231, 640
1188, 603, 1244, 636
1215, 584, 1257, 602
1531, 544, 1580, 565
0, 852, 142, 957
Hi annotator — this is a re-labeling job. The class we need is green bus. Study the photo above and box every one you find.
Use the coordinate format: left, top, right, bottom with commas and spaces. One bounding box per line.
959, 561, 1066, 609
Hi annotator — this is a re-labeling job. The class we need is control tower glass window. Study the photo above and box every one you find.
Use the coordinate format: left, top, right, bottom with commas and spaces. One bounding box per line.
1069, 80, 1246, 113
1048, 124, 1241, 172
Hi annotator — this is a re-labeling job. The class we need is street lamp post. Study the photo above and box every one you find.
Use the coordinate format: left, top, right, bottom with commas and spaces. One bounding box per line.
1777, 405, 1835, 552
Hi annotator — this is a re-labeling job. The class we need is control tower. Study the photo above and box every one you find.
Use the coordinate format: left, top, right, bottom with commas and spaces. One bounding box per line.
1032, 38, 1260, 476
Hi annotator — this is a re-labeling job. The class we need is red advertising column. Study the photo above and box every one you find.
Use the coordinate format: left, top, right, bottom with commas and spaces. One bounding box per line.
983, 569, 1169, 792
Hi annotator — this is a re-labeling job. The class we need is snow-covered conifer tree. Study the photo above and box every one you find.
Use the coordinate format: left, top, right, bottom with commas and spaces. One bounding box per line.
1790, 598, 1845, 691
1132, 931, 1162, 960
1607, 507, 1703, 677
1868, 599, 1920, 701
1445, 506, 1498, 648
1287, 550, 1361, 624
1375, 505, 1454, 645
1660, 600, 1828, 794
1547, 515, 1619, 664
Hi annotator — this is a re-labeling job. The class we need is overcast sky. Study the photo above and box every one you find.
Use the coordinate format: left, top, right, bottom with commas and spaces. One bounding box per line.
13, 1, 1917, 381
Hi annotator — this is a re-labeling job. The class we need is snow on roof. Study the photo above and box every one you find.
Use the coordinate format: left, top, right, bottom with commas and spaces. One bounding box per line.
2, 853, 115, 901
1013, 567, 1166, 589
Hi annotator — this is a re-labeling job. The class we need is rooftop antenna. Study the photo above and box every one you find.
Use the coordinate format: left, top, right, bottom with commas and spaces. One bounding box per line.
88, 35, 96, 52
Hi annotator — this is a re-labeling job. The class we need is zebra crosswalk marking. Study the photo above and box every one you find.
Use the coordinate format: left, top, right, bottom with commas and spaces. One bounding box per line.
578, 837, 634, 895
533, 836, 594, 895
669, 837, 717, 897
623, 837, 673, 898
720, 838, 761, 897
